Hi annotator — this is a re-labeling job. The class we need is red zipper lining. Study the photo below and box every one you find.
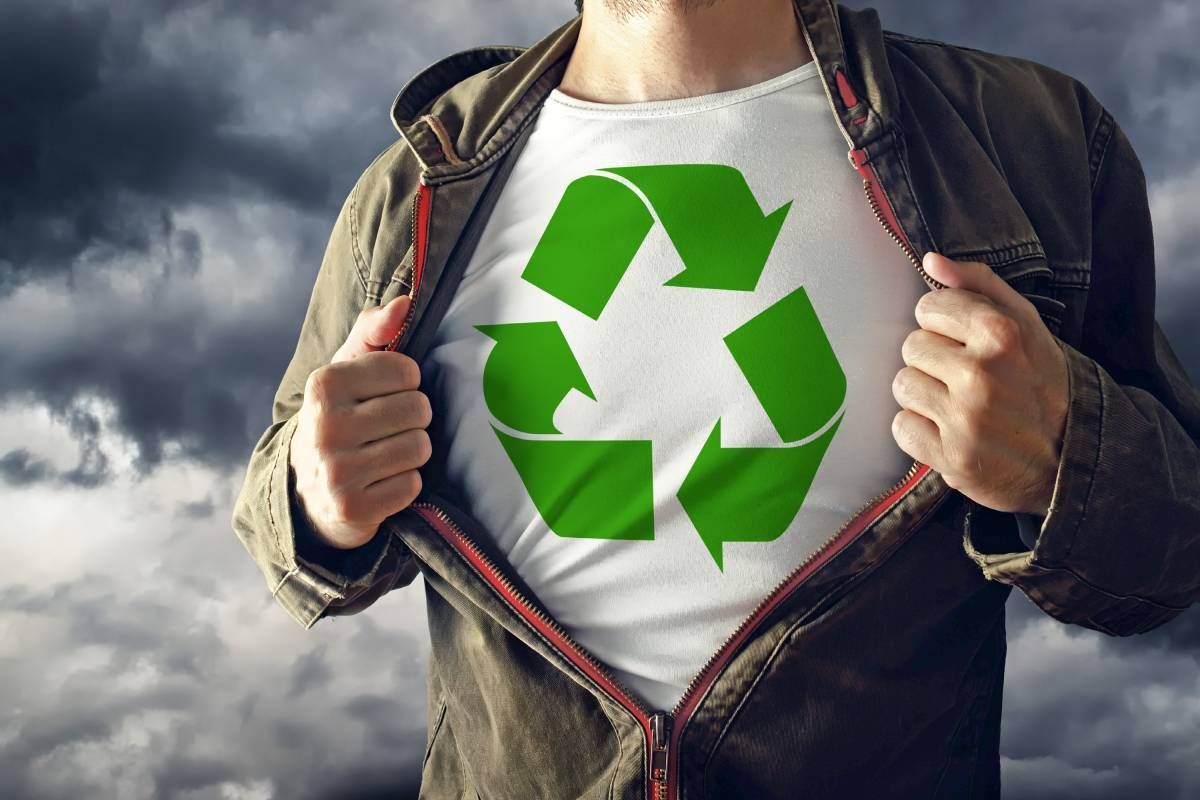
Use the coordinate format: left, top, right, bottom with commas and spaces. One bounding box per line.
410, 505, 658, 746
834, 66, 867, 126
386, 179, 433, 353
850, 148, 904, 236
663, 464, 930, 798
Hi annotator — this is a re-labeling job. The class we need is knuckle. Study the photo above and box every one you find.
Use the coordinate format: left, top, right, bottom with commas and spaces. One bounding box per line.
330, 491, 358, 523
959, 360, 989, 392
412, 428, 433, 465
324, 457, 350, 488
415, 390, 434, 427
978, 310, 1020, 351
401, 469, 423, 506
304, 368, 329, 404
399, 354, 421, 388
311, 415, 338, 450
914, 290, 937, 319
900, 330, 920, 364
958, 408, 986, 440
947, 439, 976, 475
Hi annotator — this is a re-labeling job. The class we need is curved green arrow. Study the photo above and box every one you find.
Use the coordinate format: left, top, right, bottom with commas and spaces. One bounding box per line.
678, 414, 842, 570
474, 321, 595, 434
600, 164, 792, 292
677, 285, 848, 568
723, 285, 846, 441
522, 174, 654, 320
493, 426, 654, 541
521, 164, 792, 321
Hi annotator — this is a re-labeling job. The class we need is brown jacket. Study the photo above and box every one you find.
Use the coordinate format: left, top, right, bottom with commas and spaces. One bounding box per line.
231, 3, 1200, 798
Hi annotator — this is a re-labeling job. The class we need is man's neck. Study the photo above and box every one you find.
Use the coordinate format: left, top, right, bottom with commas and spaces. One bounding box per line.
558, 0, 813, 104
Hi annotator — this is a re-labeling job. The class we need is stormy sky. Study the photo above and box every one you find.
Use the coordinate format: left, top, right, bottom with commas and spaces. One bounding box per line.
1, 1, 1197, 798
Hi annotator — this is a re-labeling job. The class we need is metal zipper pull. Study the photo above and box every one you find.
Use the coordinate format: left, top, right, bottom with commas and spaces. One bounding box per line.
649, 710, 672, 800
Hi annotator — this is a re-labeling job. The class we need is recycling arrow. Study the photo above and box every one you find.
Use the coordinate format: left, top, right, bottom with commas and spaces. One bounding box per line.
475, 163, 846, 569
521, 164, 792, 319
474, 320, 594, 434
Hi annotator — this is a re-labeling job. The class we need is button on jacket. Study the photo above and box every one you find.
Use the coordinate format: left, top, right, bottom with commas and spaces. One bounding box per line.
230, 3, 1200, 798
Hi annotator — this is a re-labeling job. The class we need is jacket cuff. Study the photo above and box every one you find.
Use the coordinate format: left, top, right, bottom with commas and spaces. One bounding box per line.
961, 337, 1187, 635
265, 414, 395, 628
290, 470, 390, 581
1013, 512, 1044, 549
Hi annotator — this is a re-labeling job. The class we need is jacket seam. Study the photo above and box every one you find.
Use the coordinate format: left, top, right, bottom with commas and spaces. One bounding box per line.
881, 29, 994, 57
930, 610, 1003, 798
1024, 558, 1192, 612
891, 127, 939, 254
603, 709, 622, 800
699, 487, 955, 783
432, 522, 642, 726
425, 73, 552, 185
1055, 346, 1103, 562
1087, 107, 1116, 198
421, 524, 629, 795
348, 178, 370, 293
422, 695, 449, 772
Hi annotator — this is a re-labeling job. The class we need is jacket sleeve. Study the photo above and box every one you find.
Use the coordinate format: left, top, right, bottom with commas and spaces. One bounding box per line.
964, 106, 1200, 636
230, 173, 421, 630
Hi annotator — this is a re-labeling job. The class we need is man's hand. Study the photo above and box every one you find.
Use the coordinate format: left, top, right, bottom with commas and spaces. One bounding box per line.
288, 295, 433, 549
890, 252, 1070, 517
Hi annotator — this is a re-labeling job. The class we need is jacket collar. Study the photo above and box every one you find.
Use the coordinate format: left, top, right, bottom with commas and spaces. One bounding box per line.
391, 1, 901, 184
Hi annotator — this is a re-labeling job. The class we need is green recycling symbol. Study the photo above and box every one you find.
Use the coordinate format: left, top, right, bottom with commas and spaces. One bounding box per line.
475, 164, 846, 569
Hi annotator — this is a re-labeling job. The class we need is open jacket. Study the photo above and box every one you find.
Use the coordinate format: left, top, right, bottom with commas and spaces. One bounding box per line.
231, 3, 1200, 798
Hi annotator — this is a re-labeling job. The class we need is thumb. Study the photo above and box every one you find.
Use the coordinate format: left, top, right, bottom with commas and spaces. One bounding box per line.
332, 294, 412, 363
922, 251, 1026, 313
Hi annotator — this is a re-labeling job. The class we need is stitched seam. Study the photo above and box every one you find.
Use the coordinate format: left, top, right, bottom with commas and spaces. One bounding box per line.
699, 484, 951, 785
882, 30, 997, 58
422, 113, 466, 165
1088, 109, 1116, 197
1025, 559, 1191, 611
945, 241, 1048, 269
931, 614, 1002, 798
388, 242, 415, 292
348, 178, 370, 293
1058, 353, 1103, 561
426, 77, 551, 185
265, 417, 295, 559
422, 696, 449, 772
892, 128, 939, 254
428, 518, 635, 715
603, 702, 623, 800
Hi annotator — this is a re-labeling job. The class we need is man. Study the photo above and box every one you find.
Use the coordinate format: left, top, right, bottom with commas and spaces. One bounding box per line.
231, 0, 1200, 797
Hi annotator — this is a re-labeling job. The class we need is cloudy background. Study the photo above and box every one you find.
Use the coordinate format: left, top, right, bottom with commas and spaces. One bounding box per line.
0, 1, 1196, 797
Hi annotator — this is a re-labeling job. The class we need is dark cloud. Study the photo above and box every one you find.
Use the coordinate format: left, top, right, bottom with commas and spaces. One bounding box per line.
176, 495, 216, 519
0, 1, 334, 294
0, 448, 53, 486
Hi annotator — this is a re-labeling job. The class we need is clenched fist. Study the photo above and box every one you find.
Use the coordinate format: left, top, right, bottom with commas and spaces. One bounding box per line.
288, 294, 433, 549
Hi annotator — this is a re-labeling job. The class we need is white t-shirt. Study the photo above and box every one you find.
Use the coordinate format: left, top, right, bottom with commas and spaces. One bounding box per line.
422, 58, 929, 712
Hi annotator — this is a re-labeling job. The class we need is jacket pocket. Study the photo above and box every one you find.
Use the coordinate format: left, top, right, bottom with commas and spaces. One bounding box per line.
419, 691, 477, 800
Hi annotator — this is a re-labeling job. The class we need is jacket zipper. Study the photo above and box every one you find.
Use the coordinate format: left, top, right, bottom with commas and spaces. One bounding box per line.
389, 132, 945, 798
847, 147, 945, 292
386, 175, 433, 353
